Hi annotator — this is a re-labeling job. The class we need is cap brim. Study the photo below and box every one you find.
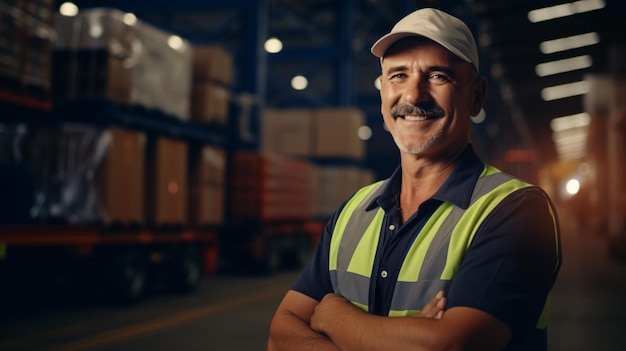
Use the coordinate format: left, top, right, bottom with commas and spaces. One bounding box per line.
371, 32, 420, 57
370, 31, 474, 67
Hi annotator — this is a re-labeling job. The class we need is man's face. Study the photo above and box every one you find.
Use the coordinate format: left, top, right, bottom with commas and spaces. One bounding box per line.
379, 37, 484, 157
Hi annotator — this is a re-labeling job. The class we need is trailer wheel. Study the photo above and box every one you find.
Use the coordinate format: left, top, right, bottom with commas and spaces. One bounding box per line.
169, 246, 202, 294
294, 234, 312, 269
262, 238, 282, 275
102, 249, 146, 303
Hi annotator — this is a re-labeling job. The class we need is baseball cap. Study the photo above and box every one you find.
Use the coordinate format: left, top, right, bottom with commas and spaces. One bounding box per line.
371, 8, 479, 73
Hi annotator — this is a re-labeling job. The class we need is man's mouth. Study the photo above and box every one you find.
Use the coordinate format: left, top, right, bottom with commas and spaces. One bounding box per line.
400, 115, 432, 121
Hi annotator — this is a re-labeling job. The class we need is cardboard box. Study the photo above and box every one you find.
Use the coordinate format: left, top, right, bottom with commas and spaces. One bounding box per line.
230, 152, 312, 221
189, 184, 224, 226
192, 45, 233, 86
191, 82, 229, 125
97, 128, 146, 224
314, 108, 365, 160
147, 137, 188, 225
261, 109, 314, 157
192, 146, 226, 186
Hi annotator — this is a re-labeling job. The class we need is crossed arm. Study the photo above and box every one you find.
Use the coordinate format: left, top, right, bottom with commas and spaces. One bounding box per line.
267, 289, 510, 351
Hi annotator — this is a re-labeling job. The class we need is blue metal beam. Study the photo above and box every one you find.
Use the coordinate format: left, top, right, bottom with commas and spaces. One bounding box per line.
337, 0, 354, 106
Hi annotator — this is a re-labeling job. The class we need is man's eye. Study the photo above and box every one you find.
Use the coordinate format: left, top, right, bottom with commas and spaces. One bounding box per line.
430, 74, 450, 82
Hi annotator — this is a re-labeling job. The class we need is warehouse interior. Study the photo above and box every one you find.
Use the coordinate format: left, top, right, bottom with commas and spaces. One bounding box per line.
1, 0, 626, 350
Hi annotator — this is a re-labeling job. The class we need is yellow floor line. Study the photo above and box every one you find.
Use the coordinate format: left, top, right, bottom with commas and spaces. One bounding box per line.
49, 286, 286, 351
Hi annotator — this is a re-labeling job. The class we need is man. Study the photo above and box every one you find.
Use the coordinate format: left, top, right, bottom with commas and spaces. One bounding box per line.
268, 7, 561, 351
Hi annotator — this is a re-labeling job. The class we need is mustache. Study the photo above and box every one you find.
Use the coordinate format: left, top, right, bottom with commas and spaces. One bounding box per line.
391, 102, 445, 118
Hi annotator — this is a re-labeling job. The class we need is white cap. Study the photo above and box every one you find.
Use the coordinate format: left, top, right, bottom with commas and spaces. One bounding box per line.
371, 8, 479, 73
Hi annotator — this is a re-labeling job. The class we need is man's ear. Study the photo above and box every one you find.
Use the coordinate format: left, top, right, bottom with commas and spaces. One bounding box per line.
470, 77, 487, 117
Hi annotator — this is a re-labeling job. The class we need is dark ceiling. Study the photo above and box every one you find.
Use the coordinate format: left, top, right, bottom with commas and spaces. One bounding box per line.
57, 0, 626, 176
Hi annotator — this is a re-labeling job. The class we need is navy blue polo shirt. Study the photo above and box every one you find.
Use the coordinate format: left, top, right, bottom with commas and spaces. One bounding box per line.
292, 145, 561, 350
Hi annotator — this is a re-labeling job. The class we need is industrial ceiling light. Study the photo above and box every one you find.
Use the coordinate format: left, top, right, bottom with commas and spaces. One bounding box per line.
541, 81, 590, 101
291, 75, 308, 90
528, 0, 605, 23
536, 55, 592, 77
264, 37, 283, 54
59, 2, 79, 16
540, 32, 600, 54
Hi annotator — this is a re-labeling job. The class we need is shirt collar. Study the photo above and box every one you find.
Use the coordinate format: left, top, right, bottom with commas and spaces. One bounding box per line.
366, 144, 485, 211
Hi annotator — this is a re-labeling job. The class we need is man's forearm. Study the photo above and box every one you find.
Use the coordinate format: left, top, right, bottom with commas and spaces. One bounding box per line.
268, 310, 340, 351
311, 296, 442, 351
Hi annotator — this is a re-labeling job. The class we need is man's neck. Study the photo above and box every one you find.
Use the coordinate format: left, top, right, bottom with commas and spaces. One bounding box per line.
398, 145, 466, 222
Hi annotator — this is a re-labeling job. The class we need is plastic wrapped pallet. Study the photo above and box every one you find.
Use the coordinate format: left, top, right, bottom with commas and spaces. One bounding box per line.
14, 125, 148, 225
53, 8, 192, 120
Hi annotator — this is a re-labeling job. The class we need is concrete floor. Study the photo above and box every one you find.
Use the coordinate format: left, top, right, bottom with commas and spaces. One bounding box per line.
1, 208, 625, 350
548, 210, 626, 351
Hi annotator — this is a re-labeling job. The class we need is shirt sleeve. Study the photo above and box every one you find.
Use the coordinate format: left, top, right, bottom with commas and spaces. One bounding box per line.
290, 209, 341, 301
446, 187, 561, 341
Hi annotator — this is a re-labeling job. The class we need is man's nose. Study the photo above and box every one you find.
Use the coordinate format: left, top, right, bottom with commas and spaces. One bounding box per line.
401, 77, 430, 105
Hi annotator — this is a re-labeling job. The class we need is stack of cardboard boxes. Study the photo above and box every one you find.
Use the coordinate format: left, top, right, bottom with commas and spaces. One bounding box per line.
0, 0, 54, 98
230, 152, 312, 222
189, 146, 226, 227
98, 128, 146, 224
261, 107, 374, 219
146, 137, 189, 226
191, 46, 233, 127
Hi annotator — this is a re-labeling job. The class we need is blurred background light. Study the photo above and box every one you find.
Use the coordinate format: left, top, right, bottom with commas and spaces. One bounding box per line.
540, 32, 600, 54
291, 75, 308, 90
528, 0, 606, 23
264, 37, 283, 54
536, 55, 593, 77
59, 2, 79, 16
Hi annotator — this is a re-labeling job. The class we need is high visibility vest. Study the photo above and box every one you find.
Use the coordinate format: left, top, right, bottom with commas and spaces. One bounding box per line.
329, 165, 554, 328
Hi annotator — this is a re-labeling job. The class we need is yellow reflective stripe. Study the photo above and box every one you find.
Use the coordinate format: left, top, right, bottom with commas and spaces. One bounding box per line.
536, 296, 550, 329
330, 181, 382, 270
351, 300, 369, 312
347, 209, 385, 276
389, 309, 419, 317
441, 179, 531, 279
397, 203, 454, 282
481, 164, 502, 177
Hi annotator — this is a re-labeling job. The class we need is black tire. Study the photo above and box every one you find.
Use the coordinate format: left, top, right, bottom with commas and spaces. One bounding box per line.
169, 246, 203, 294
101, 249, 146, 304
261, 238, 282, 275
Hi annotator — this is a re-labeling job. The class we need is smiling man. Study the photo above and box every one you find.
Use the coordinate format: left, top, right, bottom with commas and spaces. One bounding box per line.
268, 8, 561, 351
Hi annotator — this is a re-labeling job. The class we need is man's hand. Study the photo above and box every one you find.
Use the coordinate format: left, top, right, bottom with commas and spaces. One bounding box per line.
417, 290, 447, 320
310, 293, 354, 335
